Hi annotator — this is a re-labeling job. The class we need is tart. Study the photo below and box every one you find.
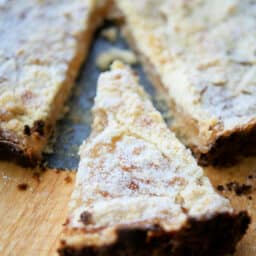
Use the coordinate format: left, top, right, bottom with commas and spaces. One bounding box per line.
58, 62, 250, 256
116, 0, 256, 165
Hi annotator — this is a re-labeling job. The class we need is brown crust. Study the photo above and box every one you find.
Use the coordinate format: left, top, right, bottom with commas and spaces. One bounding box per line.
0, 3, 111, 167
0, 138, 38, 167
121, 24, 256, 167
194, 122, 256, 166
0, 120, 45, 167
58, 211, 250, 256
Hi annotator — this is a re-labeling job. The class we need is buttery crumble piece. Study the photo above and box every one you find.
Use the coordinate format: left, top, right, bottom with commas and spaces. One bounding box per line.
96, 48, 137, 70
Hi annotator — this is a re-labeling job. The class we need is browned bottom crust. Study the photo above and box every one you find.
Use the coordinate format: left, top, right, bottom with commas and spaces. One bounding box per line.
58, 212, 250, 256
121, 24, 256, 167
0, 140, 37, 167
194, 123, 256, 166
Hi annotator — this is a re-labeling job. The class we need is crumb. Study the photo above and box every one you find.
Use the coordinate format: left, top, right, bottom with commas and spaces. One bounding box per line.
248, 196, 252, 200
32, 172, 41, 183
248, 175, 253, 179
234, 184, 252, 196
216, 185, 224, 192
64, 175, 72, 184
23, 125, 31, 136
226, 182, 233, 191
225, 182, 252, 196
17, 183, 29, 191
100, 27, 117, 42
55, 170, 61, 174
96, 48, 137, 71
80, 211, 93, 225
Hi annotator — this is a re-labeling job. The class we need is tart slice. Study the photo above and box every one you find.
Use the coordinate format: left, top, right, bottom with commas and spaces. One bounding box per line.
116, 0, 256, 165
58, 62, 249, 256
0, 0, 110, 166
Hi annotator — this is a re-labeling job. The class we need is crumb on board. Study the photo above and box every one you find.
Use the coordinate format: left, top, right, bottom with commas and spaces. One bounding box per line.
96, 48, 137, 71
64, 175, 72, 184
17, 183, 29, 191
216, 185, 224, 192
100, 27, 117, 42
227, 182, 252, 196
216, 181, 253, 197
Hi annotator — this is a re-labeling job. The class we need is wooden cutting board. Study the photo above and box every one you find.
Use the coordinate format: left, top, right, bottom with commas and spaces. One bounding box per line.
0, 162, 75, 256
205, 158, 256, 256
0, 158, 255, 256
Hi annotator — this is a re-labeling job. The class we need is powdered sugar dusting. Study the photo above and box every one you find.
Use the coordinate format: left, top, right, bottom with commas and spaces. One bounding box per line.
68, 62, 232, 241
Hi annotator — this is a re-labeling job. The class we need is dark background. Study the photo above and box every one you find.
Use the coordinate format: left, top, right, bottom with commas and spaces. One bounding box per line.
45, 24, 170, 170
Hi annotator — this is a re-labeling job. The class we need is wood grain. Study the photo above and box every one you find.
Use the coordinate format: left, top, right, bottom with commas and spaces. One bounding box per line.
0, 162, 74, 256
0, 157, 255, 256
205, 157, 256, 256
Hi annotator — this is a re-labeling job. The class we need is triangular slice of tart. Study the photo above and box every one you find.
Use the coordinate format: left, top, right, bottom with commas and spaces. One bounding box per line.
58, 62, 249, 256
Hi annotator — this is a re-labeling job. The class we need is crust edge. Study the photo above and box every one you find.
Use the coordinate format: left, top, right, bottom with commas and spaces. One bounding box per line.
0, 2, 112, 167
0, 138, 38, 167
58, 211, 250, 256
120, 23, 256, 166
194, 121, 256, 166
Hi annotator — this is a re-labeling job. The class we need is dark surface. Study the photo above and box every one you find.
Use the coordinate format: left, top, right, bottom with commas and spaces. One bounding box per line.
45, 25, 168, 170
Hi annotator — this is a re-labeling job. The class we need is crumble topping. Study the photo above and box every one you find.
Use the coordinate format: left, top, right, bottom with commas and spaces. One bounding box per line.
64, 62, 232, 247
0, 0, 109, 158
117, 0, 256, 151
